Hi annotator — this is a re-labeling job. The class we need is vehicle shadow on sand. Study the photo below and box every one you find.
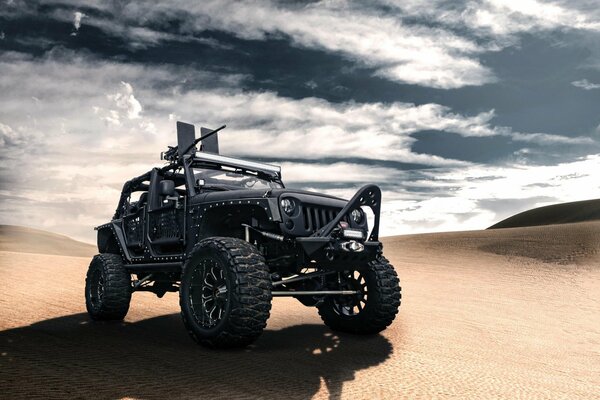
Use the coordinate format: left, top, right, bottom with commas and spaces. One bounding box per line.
0, 313, 394, 399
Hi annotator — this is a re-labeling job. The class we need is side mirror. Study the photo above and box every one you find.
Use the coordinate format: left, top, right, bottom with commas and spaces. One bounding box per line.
159, 180, 175, 196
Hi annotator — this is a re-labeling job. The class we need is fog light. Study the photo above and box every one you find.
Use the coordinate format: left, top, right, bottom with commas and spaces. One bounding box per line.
341, 241, 365, 252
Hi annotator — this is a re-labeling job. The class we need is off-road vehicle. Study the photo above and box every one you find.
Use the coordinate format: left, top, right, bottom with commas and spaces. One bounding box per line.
86, 122, 401, 348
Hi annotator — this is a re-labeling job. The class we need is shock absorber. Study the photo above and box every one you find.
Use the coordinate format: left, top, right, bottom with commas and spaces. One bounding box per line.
241, 223, 286, 242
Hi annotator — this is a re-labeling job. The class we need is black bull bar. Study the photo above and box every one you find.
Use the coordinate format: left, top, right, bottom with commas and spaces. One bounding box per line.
295, 185, 383, 266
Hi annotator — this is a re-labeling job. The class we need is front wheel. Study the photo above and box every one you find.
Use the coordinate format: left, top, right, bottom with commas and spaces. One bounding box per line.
179, 237, 272, 348
318, 258, 401, 334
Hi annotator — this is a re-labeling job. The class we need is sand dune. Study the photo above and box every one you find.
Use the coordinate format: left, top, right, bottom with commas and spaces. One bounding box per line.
489, 198, 600, 229
0, 222, 599, 399
0, 225, 95, 257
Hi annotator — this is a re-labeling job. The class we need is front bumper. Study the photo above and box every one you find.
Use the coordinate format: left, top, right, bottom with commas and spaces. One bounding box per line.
292, 184, 385, 268
296, 236, 382, 267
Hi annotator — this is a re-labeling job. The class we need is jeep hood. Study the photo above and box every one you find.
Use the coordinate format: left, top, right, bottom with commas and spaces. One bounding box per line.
191, 188, 347, 206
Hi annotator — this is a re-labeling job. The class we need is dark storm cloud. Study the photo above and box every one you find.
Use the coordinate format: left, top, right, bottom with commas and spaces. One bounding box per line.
479, 32, 600, 136
411, 130, 598, 165
412, 131, 525, 164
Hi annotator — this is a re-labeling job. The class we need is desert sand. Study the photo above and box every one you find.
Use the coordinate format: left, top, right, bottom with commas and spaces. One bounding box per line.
0, 222, 599, 399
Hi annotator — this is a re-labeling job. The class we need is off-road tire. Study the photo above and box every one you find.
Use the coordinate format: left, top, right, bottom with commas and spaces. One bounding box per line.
318, 257, 401, 334
180, 237, 272, 348
85, 253, 132, 320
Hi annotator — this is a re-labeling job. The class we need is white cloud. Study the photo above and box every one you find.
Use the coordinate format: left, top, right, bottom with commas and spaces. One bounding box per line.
298, 154, 600, 237
0, 122, 20, 147
73, 11, 85, 31
383, 0, 600, 37
377, 154, 600, 235
164, 93, 591, 163
70, 11, 86, 36
107, 81, 143, 120
572, 79, 600, 90
210, 0, 495, 88
280, 162, 403, 184
469, 0, 600, 34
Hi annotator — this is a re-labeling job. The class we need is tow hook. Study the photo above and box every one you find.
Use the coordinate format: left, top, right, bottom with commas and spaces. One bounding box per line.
341, 241, 365, 252
326, 247, 335, 261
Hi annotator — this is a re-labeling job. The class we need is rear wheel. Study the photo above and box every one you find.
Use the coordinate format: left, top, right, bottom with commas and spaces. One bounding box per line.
85, 253, 131, 320
318, 258, 401, 334
180, 237, 272, 348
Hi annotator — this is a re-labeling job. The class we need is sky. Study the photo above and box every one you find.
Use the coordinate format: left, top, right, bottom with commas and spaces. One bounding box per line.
0, 0, 599, 243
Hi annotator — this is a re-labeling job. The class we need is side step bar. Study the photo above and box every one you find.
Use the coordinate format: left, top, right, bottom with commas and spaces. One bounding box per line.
125, 262, 182, 273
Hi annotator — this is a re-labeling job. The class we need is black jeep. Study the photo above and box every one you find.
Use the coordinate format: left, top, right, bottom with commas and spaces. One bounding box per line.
86, 122, 401, 348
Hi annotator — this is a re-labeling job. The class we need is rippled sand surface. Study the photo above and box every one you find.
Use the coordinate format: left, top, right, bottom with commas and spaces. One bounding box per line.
1, 222, 599, 399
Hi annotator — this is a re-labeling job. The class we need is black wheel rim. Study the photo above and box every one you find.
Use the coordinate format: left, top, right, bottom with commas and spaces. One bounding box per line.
332, 270, 367, 317
89, 268, 104, 308
189, 258, 229, 329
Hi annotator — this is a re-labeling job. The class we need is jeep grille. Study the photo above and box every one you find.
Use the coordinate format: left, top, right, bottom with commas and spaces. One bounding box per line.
301, 205, 343, 232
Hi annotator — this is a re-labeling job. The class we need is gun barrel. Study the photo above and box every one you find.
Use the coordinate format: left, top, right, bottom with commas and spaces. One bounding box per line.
164, 124, 226, 162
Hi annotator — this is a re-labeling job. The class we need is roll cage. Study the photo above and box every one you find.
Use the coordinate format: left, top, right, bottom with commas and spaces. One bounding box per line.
114, 152, 283, 219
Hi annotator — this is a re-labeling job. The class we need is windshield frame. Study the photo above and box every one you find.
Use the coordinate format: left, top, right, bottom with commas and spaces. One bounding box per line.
180, 153, 285, 196
188, 157, 285, 190
192, 166, 284, 190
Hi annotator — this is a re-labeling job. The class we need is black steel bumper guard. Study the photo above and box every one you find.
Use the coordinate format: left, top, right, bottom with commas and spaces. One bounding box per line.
296, 185, 383, 267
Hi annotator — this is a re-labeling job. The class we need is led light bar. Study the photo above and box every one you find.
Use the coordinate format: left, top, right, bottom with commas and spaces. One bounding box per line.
194, 152, 281, 174
342, 229, 364, 240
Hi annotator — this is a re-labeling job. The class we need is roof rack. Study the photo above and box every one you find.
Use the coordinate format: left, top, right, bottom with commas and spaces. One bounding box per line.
193, 152, 281, 175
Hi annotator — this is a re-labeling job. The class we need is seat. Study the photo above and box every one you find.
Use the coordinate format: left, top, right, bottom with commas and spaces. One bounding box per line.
139, 192, 148, 207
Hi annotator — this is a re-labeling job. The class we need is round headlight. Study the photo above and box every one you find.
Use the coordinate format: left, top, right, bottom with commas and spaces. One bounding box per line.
280, 198, 296, 215
351, 208, 364, 224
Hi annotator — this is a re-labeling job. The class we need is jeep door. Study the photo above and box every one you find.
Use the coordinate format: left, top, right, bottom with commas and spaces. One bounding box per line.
122, 190, 147, 257
146, 169, 186, 256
